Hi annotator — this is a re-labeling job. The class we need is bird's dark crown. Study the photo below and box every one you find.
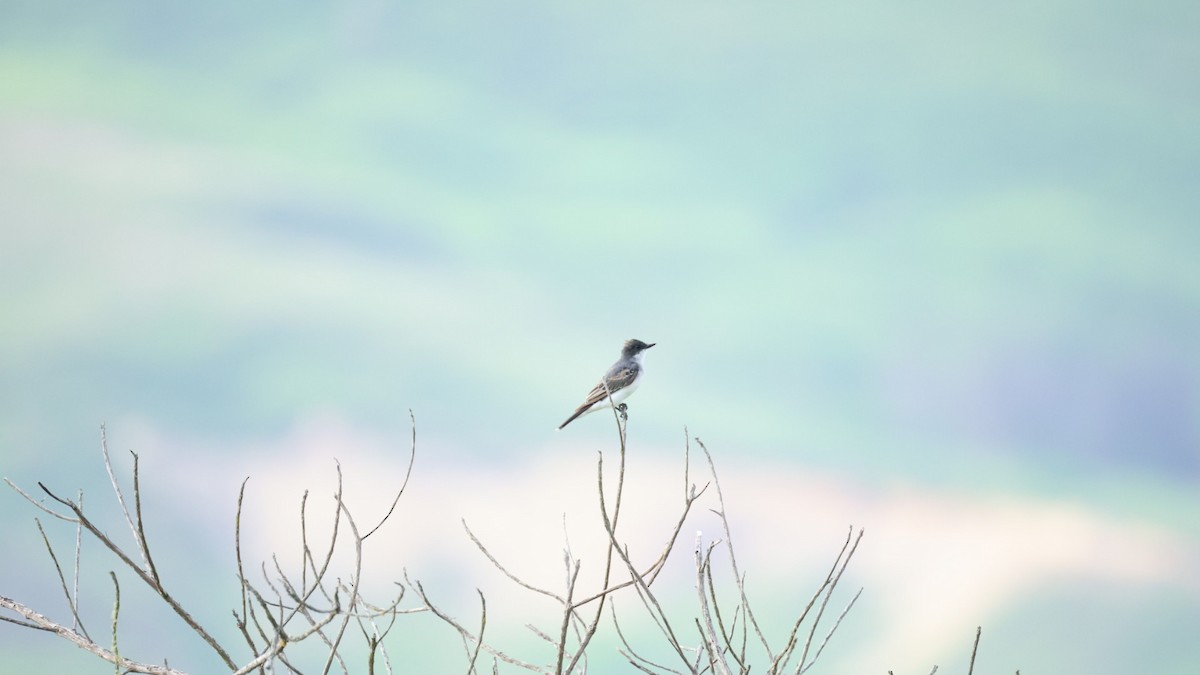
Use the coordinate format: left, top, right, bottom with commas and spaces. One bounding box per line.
621, 339, 655, 357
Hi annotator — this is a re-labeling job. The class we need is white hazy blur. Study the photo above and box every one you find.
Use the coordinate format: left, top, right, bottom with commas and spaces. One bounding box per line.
120, 413, 1200, 672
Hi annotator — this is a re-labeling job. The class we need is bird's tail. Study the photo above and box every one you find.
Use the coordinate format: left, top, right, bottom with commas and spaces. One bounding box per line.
557, 405, 589, 430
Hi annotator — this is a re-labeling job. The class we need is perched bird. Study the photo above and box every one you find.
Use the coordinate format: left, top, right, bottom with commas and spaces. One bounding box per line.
558, 339, 655, 430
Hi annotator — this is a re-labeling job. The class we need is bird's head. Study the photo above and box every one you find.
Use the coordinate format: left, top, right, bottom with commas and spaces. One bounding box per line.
622, 339, 656, 358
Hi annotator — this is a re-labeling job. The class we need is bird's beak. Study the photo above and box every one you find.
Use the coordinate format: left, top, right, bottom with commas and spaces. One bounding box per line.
646, 343, 656, 348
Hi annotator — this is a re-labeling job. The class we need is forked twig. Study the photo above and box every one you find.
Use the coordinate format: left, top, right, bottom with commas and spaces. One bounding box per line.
611, 602, 685, 674
798, 587, 862, 674
793, 527, 863, 673
34, 517, 90, 640
467, 590, 488, 675
695, 438, 773, 661
694, 535, 733, 675
405, 573, 546, 673
97, 425, 151, 574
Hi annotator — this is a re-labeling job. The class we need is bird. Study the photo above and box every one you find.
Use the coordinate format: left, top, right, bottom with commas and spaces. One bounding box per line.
558, 339, 655, 430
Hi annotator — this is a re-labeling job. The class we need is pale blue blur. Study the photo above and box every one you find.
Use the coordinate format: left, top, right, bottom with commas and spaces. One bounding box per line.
2, 1, 1198, 673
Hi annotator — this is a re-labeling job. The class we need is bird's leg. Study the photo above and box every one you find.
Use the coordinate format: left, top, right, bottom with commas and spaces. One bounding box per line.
617, 403, 628, 421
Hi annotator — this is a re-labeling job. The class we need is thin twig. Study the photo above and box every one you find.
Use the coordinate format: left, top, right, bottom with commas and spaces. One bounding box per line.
4, 477, 76, 521
363, 410, 418, 541
467, 590, 487, 675
130, 451, 162, 584
234, 477, 253, 650
967, 626, 981, 675
464, 520, 564, 603
73, 490, 85, 633
109, 572, 121, 675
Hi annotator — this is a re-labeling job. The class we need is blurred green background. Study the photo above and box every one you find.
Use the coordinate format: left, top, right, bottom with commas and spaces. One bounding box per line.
2, 1, 1198, 673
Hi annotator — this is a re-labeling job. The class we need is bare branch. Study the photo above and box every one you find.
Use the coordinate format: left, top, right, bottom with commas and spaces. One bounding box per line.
0, 595, 186, 675
231, 603, 342, 675
4, 418, 880, 675
35, 481, 238, 669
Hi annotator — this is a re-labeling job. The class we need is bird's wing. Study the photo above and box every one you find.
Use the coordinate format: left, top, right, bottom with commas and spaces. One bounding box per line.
590, 363, 640, 403
557, 364, 639, 429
